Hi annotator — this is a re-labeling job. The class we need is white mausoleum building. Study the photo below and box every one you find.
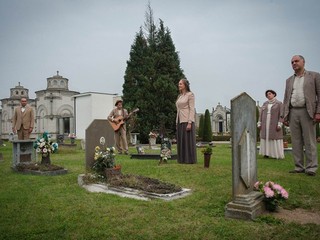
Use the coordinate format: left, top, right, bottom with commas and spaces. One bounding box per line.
34, 71, 80, 137
72, 92, 120, 139
0, 72, 120, 140
211, 103, 231, 135
196, 103, 231, 136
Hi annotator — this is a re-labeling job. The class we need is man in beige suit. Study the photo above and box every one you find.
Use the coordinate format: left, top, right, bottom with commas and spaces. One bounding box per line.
282, 55, 320, 176
12, 98, 35, 140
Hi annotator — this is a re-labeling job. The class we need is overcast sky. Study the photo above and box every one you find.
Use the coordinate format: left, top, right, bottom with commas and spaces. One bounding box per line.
1, 0, 320, 113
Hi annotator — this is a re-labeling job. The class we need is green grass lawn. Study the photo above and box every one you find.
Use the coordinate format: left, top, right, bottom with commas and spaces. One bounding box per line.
0, 141, 319, 240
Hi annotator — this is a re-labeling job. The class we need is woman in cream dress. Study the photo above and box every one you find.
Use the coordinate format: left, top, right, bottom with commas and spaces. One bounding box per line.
258, 90, 284, 159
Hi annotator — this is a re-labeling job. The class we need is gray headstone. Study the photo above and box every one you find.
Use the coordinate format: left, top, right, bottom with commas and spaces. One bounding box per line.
12, 140, 36, 167
225, 92, 264, 220
85, 119, 115, 169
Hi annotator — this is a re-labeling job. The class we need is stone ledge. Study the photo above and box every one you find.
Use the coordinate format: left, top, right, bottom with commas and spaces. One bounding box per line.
78, 174, 191, 201
12, 167, 68, 176
59, 143, 77, 148
130, 154, 177, 160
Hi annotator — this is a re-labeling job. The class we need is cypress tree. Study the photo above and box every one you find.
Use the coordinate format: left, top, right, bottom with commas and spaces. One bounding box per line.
198, 114, 204, 140
123, 3, 184, 143
203, 109, 212, 142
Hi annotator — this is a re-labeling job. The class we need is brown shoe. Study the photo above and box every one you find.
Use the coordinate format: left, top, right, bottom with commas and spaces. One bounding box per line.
305, 171, 316, 176
289, 169, 305, 173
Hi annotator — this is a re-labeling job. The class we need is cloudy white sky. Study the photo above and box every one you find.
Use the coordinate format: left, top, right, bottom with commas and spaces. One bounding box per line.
1, 0, 320, 113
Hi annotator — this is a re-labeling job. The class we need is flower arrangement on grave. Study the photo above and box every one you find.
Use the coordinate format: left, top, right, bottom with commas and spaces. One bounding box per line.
92, 146, 121, 177
68, 133, 76, 144
33, 132, 59, 157
159, 138, 172, 164
254, 180, 289, 211
160, 147, 171, 164
68, 133, 76, 139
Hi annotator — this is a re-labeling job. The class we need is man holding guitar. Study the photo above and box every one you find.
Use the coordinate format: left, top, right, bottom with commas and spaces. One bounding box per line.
108, 100, 139, 155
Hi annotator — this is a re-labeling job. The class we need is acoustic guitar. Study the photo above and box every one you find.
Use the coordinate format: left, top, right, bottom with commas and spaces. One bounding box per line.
108, 108, 139, 132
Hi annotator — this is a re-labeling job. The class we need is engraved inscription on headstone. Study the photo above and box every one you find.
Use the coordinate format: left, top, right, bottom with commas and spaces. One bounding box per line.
239, 129, 255, 188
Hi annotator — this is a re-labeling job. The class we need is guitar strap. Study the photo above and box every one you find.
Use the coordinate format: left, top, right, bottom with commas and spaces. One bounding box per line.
120, 109, 125, 130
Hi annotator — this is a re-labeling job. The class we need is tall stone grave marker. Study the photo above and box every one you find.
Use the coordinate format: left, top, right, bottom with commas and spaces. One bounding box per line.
85, 119, 115, 169
225, 92, 264, 220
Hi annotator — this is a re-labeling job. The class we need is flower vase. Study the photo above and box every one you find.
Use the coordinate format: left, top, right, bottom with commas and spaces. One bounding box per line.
264, 198, 278, 212
204, 154, 211, 168
41, 153, 51, 165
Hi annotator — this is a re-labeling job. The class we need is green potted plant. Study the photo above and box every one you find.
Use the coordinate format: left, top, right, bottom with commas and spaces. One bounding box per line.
201, 146, 212, 168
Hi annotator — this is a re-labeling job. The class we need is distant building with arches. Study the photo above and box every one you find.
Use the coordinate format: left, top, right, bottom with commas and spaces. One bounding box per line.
196, 103, 231, 136
0, 72, 79, 140
35, 71, 79, 137
211, 103, 231, 135
1, 71, 121, 141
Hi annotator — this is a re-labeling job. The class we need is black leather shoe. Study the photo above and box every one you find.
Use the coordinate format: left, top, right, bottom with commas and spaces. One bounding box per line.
289, 169, 305, 173
306, 171, 316, 176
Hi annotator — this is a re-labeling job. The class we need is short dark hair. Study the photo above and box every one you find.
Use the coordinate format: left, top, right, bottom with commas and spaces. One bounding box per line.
115, 100, 123, 106
265, 89, 277, 97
